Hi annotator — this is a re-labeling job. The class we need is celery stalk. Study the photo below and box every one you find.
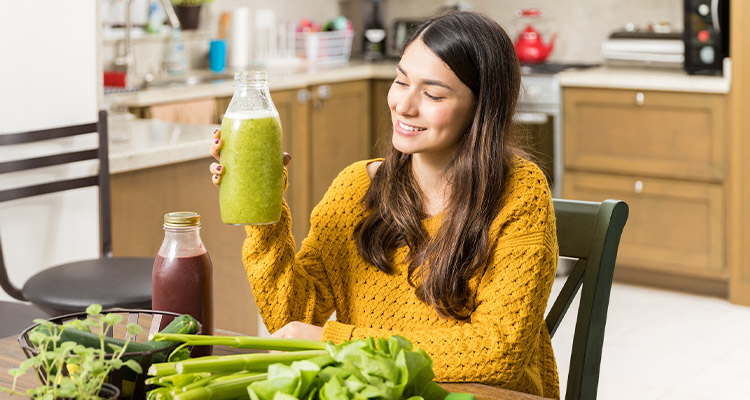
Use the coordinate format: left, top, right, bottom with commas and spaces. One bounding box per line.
149, 333, 327, 351
175, 351, 326, 375
173, 372, 268, 400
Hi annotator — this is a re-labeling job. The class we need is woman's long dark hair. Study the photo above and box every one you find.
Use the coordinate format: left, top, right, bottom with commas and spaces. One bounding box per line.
354, 11, 522, 320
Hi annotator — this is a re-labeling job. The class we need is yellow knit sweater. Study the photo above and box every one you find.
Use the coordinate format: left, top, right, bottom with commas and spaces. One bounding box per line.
242, 157, 560, 398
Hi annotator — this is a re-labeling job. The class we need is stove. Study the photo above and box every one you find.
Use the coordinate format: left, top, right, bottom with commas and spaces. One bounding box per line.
516, 63, 598, 197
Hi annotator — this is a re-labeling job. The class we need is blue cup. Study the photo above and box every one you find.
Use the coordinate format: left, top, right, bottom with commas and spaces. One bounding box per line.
209, 39, 227, 72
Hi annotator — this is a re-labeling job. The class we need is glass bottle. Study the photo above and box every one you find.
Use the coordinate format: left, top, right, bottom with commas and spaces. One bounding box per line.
363, 0, 386, 61
152, 211, 214, 357
219, 71, 284, 225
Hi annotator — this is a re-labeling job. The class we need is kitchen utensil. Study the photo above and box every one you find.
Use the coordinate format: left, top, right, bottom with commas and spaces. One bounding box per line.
514, 9, 557, 63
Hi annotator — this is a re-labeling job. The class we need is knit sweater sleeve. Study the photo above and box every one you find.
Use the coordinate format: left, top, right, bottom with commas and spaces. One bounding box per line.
322, 163, 558, 389
242, 176, 336, 334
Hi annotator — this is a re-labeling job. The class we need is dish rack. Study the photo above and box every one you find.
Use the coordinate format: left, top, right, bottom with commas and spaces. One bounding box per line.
296, 30, 354, 64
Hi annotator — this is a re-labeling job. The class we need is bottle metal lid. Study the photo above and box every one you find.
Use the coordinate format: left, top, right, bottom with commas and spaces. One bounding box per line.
164, 211, 200, 227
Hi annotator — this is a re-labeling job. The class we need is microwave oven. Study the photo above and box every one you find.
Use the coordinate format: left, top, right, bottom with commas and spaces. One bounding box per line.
389, 19, 425, 57
683, 0, 730, 75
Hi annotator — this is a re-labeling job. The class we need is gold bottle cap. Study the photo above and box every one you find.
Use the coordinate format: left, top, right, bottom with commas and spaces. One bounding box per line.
164, 211, 200, 227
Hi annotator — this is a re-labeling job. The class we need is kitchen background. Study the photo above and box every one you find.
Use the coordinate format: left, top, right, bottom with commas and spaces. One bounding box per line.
3, 1, 750, 398
4, 0, 690, 306
100, 0, 683, 76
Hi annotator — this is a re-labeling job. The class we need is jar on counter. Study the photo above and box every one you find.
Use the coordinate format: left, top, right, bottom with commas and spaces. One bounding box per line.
152, 211, 214, 357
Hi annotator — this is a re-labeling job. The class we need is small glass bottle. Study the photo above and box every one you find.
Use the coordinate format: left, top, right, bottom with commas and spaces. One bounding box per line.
152, 211, 214, 357
219, 71, 284, 225
363, 0, 386, 61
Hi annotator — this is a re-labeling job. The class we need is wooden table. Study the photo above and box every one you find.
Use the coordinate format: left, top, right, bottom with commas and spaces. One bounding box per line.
0, 334, 547, 400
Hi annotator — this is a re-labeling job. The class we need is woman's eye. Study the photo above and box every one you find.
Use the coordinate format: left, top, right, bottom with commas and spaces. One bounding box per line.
424, 92, 443, 101
394, 80, 407, 87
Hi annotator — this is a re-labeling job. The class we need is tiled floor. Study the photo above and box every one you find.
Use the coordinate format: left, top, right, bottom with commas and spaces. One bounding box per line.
549, 277, 750, 399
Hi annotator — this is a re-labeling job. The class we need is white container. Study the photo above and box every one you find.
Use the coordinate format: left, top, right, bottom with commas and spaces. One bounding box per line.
296, 30, 354, 64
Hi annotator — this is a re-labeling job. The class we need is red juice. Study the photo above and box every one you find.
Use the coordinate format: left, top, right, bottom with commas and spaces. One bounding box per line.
152, 251, 214, 357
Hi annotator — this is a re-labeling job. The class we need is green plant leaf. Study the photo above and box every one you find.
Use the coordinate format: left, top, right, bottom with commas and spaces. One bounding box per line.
167, 345, 191, 362
273, 392, 300, 400
319, 376, 349, 400
125, 359, 144, 374
102, 313, 122, 326
127, 322, 144, 335
7, 367, 28, 378
86, 303, 103, 316
108, 343, 124, 353
20, 357, 40, 369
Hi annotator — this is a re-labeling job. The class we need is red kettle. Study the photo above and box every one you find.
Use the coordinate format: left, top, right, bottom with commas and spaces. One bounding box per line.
514, 9, 557, 63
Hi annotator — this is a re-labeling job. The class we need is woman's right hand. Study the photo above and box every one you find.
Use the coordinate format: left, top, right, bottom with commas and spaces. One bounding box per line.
209, 129, 292, 187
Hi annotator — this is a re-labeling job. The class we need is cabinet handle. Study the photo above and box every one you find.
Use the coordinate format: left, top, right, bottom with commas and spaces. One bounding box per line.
297, 89, 310, 104
635, 92, 645, 106
634, 180, 644, 194
317, 85, 331, 100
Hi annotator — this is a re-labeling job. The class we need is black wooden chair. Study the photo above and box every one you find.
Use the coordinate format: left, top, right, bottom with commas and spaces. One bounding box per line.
546, 198, 629, 400
0, 110, 153, 316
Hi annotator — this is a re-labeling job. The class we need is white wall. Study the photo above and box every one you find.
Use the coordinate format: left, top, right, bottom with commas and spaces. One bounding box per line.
0, 0, 100, 303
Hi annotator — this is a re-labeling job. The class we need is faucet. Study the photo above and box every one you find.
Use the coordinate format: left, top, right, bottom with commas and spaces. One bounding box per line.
113, 0, 182, 87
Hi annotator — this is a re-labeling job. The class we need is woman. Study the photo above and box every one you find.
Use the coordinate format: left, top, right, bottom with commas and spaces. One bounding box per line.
210, 11, 559, 398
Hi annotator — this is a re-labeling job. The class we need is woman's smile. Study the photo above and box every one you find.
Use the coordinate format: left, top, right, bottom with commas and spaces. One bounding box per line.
395, 120, 428, 136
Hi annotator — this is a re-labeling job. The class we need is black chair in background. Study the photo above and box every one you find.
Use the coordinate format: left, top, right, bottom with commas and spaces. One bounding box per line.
0, 110, 152, 316
546, 198, 629, 400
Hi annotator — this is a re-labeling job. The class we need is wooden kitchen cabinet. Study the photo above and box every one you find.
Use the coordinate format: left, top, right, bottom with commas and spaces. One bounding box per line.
270, 89, 311, 249
564, 88, 726, 182
564, 171, 726, 279
370, 79, 393, 158
563, 87, 728, 295
309, 80, 372, 205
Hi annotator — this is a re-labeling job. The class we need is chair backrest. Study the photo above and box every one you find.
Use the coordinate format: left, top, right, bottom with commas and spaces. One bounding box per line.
546, 198, 629, 400
0, 110, 112, 301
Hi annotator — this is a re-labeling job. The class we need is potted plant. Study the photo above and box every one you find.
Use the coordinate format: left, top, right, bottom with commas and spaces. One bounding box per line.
0, 304, 143, 400
172, 0, 214, 30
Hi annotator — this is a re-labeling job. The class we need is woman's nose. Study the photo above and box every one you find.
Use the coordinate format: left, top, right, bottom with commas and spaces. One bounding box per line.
395, 90, 418, 116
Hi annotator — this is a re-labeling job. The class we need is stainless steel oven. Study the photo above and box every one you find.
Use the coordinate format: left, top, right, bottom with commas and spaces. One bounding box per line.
516, 63, 596, 198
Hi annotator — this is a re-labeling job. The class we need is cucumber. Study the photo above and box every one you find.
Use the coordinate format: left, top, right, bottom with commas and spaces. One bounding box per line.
145, 314, 200, 350
31, 324, 154, 354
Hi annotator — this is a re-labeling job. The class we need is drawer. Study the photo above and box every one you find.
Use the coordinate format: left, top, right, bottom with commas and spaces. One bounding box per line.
563, 171, 726, 279
563, 88, 726, 182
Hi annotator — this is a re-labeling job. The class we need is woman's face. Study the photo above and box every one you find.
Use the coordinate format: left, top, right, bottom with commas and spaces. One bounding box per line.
388, 39, 476, 162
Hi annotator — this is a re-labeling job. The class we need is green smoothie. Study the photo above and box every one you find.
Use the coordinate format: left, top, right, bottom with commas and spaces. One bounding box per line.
219, 111, 283, 225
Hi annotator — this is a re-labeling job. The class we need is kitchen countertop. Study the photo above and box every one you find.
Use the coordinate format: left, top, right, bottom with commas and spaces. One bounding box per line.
108, 117, 218, 174
105, 61, 398, 107
558, 61, 732, 93
106, 59, 731, 175
106, 61, 399, 175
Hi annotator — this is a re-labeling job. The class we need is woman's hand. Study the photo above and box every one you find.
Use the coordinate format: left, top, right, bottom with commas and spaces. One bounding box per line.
270, 321, 323, 341
209, 128, 291, 186
209, 129, 223, 185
